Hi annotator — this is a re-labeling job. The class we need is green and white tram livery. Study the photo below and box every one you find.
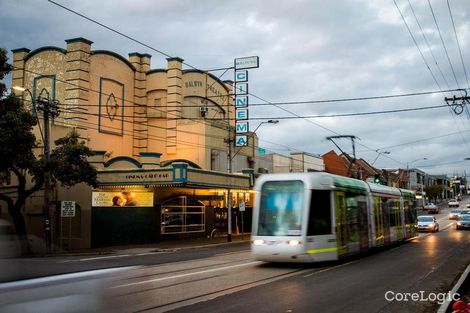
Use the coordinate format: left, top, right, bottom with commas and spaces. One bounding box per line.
251, 172, 418, 263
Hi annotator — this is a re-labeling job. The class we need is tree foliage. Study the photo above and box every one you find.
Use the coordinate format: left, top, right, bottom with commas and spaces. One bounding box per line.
0, 49, 97, 254
425, 184, 445, 201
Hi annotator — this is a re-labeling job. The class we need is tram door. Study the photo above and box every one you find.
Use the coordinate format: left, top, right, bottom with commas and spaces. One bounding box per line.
373, 197, 384, 247
334, 191, 348, 257
381, 198, 391, 245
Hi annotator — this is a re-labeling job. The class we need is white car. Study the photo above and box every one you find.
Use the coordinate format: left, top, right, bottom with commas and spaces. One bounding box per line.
448, 199, 459, 208
417, 215, 439, 232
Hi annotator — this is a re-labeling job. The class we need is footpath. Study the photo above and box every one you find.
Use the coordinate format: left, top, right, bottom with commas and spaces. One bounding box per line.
47, 233, 251, 257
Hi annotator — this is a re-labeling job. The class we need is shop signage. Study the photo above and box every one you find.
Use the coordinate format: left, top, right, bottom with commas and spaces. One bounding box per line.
234, 56, 259, 70
92, 191, 154, 207
234, 56, 259, 147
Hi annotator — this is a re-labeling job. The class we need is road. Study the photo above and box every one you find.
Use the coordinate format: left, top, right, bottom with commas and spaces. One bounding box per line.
1, 201, 469, 313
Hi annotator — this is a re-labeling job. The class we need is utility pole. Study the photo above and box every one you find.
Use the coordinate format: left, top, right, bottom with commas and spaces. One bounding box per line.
36, 92, 60, 253
226, 128, 233, 242
326, 135, 359, 178
445, 91, 470, 115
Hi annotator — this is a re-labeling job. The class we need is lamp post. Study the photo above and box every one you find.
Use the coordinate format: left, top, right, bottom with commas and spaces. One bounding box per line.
371, 150, 390, 166
227, 119, 278, 242
406, 157, 427, 189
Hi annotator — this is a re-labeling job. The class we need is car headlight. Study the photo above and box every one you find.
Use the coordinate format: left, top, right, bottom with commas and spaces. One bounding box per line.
457, 222, 462, 226
252, 239, 265, 245
428, 223, 435, 228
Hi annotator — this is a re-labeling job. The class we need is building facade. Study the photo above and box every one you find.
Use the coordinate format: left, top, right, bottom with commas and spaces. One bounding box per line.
4, 38, 257, 250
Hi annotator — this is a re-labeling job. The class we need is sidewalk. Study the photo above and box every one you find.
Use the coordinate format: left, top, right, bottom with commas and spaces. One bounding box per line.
47, 233, 252, 257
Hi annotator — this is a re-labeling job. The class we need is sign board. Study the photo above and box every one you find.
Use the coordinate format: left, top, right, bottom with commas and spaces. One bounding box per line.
235, 135, 248, 147
235, 108, 248, 120
61, 201, 76, 217
92, 191, 154, 207
235, 96, 248, 107
235, 56, 259, 69
236, 121, 249, 133
235, 70, 248, 82
235, 83, 248, 95
239, 200, 246, 212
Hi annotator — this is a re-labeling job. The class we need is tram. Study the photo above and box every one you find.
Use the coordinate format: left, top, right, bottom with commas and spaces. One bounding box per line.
251, 172, 418, 263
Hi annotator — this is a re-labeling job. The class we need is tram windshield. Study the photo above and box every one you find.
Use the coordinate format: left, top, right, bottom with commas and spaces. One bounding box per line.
258, 180, 304, 236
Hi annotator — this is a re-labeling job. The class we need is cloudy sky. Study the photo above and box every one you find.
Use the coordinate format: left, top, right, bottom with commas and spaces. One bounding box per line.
1, 0, 470, 176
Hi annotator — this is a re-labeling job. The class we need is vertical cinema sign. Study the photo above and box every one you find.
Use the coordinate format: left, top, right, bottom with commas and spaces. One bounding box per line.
234, 56, 259, 147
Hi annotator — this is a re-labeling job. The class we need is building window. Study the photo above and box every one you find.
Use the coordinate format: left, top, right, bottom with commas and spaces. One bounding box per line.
161, 196, 205, 234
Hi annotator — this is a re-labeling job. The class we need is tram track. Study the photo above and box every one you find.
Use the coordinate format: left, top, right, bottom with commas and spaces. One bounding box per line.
132, 266, 313, 313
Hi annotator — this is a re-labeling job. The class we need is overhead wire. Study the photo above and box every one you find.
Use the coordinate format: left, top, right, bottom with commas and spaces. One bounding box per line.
45, 0, 470, 169
446, 0, 469, 89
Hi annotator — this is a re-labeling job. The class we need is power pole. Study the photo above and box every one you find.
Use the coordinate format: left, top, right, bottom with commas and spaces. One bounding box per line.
445, 91, 470, 115
326, 135, 359, 178
226, 130, 233, 242
36, 94, 60, 253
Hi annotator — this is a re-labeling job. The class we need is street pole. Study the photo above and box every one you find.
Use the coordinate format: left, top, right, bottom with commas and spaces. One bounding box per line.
36, 93, 59, 253
227, 127, 232, 242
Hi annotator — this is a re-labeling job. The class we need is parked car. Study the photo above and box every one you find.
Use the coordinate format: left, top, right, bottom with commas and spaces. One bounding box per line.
425, 203, 440, 214
448, 199, 460, 208
456, 214, 470, 230
449, 209, 461, 220
417, 215, 439, 232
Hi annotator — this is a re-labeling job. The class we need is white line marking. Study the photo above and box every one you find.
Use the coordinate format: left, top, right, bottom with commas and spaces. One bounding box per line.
113, 261, 262, 289
60, 254, 132, 263
0, 266, 138, 290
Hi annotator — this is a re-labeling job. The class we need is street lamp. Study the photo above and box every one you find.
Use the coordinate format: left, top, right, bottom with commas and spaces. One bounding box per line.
371, 150, 390, 166
226, 119, 278, 242
406, 157, 427, 207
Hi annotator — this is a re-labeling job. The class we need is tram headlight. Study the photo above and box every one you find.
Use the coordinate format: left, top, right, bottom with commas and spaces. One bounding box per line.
252, 239, 265, 245
287, 240, 301, 246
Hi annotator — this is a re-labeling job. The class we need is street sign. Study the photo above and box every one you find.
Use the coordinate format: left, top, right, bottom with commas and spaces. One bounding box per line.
235, 56, 259, 69
239, 200, 245, 212
61, 201, 76, 217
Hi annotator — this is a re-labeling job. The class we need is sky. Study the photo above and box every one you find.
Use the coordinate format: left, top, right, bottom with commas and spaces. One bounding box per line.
1, 0, 470, 176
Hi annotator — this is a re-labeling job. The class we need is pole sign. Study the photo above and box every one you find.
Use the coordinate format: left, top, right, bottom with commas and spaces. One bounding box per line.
61, 201, 76, 217
234, 56, 259, 147
234, 56, 259, 70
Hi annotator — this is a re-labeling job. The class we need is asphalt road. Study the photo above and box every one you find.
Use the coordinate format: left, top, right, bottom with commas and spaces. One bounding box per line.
1, 201, 469, 313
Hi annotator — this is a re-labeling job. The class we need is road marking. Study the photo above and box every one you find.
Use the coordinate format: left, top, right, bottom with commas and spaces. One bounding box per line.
60, 254, 132, 263
113, 261, 262, 289
0, 266, 138, 290
215, 250, 250, 256
303, 260, 357, 278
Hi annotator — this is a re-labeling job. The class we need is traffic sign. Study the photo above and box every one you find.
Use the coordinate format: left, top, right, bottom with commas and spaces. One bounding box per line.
61, 201, 76, 217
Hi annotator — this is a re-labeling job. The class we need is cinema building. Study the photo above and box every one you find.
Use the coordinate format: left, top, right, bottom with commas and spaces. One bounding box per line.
5, 38, 256, 250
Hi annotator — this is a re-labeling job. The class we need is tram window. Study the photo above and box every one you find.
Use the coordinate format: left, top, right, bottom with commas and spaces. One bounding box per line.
308, 190, 332, 235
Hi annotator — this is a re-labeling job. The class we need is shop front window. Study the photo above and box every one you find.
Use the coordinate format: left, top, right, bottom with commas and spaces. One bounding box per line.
161, 196, 205, 234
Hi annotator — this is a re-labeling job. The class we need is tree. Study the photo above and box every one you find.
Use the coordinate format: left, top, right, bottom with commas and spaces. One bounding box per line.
0, 49, 97, 255
425, 184, 444, 202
